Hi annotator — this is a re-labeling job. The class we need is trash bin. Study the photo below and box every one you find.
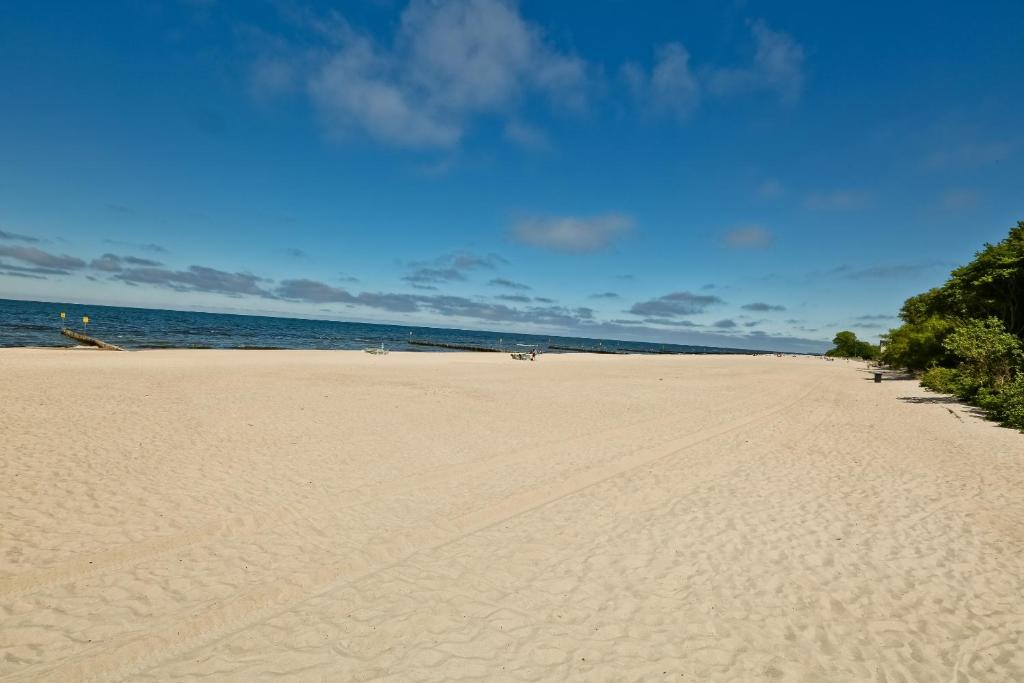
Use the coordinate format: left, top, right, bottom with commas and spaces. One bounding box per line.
873, 372, 882, 383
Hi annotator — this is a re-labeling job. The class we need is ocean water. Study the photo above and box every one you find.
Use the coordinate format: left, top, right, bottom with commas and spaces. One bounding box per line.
0, 298, 764, 355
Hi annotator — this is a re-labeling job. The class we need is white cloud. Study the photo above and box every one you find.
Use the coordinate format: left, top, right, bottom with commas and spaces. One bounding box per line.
310, 33, 462, 148
650, 44, 701, 117
401, 0, 587, 110
0, 229, 42, 243
510, 214, 634, 252
758, 179, 783, 199
741, 302, 785, 312
252, 7, 808, 145
621, 43, 700, 120
619, 20, 803, 121
291, 0, 589, 148
629, 291, 723, 317
504, 120, 548, 149
0, 245, 86, 271
706, 20, 804, 103
723, 224, 774, 248
403, 250, 505, 286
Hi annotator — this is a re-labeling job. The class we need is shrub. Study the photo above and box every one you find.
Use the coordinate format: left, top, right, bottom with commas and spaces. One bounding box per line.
880, 316, 954, 370
943, 317, 1022, 389
994, 377, 1024, 430
920, 366, 961, 394
975, 387, 1004, 417
880, 221, 1024, 433
919, 366, 983, 400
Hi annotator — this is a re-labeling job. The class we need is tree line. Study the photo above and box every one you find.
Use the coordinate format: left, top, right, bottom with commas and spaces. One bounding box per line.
825, 330, 879, 361
827, 221, 1024, 431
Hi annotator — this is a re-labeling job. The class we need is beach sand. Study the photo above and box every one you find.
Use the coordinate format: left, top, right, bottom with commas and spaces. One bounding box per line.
1, 349, 1022, 681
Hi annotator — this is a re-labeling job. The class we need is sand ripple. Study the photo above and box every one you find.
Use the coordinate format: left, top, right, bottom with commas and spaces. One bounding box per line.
1, 350, 1022, 681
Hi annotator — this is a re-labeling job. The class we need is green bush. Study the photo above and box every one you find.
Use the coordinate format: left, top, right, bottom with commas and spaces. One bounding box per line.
928, 372, 1024, 429
874, 221, 1024, 433
880, 316, 954, 370
919, 366, 982, 400
975, 387, 1004, 417
998, 377, 1024, 430
920, 366, 961, 394
943, 317, 1022, 389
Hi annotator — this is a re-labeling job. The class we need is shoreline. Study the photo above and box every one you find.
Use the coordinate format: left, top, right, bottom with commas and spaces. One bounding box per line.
0, 345, 814, 357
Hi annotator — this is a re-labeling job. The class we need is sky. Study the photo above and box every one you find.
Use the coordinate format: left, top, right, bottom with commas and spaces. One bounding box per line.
1, 1, 1022, 352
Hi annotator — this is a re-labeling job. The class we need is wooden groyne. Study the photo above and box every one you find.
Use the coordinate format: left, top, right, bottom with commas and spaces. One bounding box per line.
60, 328, 126, 351
548, 344, 625, 355
408, 340, 501, 352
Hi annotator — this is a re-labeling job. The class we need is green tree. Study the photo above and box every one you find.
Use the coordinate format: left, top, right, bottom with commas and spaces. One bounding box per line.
880, 315, 954, 370
898, 288, 947, 325
943, 317, 1022, 389
882, 221, 1024, 432
826, 331, 879, 359
827, 331, 858, 357
938, 221, 1024, 337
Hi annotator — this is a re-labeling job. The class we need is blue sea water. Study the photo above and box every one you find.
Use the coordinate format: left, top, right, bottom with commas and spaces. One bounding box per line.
0, 298, 767, 354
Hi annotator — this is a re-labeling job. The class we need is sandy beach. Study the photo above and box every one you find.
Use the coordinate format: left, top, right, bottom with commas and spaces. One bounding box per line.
1, 349, 1022, 681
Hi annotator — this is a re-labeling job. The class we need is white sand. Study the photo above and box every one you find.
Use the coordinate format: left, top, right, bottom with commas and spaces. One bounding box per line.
1, 349, 1022, 681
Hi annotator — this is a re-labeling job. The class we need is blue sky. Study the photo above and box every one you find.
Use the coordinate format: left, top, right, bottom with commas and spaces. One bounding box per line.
1, 0, 1021, 352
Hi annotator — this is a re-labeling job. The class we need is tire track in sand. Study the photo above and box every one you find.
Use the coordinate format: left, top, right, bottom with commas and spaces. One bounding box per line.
14, 376, 825, 683
0, 389, 771, 601
162, 385, 844, 681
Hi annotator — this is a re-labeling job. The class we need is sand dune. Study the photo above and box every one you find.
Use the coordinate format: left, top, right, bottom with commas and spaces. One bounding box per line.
1, 349, 1022, 681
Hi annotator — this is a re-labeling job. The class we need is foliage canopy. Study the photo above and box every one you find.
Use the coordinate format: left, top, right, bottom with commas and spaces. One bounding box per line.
825, 331, 879, 360
855, 221, 1024, 431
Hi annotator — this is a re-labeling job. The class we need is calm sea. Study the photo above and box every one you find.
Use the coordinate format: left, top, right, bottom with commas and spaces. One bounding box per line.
0, 298, 765, 355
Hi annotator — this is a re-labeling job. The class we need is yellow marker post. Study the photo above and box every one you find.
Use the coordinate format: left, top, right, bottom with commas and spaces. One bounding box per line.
83, 315, 89, 328
60, 311, 66, 320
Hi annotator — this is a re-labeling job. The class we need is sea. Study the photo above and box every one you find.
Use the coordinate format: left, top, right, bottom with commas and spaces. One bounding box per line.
0, 298, 768, 355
